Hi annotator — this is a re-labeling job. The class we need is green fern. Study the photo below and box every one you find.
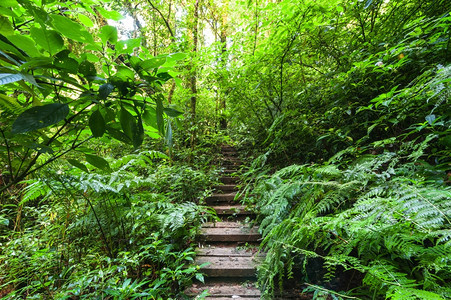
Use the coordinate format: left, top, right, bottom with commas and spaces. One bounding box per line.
253, 151, 451, 298
19, 179, 51, 205
0, 93, 23, 115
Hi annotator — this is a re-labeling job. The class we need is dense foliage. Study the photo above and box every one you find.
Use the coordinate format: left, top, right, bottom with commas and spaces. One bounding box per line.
231, 0, 451, 299
0, 0, 450, 298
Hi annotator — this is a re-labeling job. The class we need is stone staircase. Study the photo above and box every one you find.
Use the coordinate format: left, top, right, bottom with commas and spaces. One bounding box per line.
186, 145, 263, 299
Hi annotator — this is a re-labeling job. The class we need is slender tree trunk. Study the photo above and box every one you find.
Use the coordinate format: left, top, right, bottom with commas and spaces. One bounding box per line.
190, 0, 199, 152
218, 3, 228, 130
167, 81, 176, 104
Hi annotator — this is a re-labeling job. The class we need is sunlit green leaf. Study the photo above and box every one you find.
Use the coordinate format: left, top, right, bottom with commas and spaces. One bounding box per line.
50, 14, 94, 44
30, 27, 64, 55
0, 0, 18, 7
139, 57, 167, 71
167, 52, 187, 61
78, 13, 94, 27
115, 66, 135, 80
143, 107, 158, 129
97, 7, 123, 21
0, 16, 14, 36
6, 34, 40, 57
99, 25, 118, 45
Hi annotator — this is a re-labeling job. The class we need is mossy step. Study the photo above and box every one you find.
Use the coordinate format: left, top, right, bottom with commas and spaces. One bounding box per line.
213, 184, 238, 192
186, 282, 261, 298
212, 205, 252, 216
199, 226, 260, 242
222, 169, 239, 174
196, 246, 263, 257
206, 193, 239, 204
195, 256, 260, 277
220, 176, 239, 184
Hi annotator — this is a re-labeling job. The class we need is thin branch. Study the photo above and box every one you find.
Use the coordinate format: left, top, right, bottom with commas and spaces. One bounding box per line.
146, 0, 174, 38
0, 127, 14, 181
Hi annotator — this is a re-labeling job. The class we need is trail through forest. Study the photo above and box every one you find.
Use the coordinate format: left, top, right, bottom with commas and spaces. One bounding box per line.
187, 144, 263, 299
0, 0, 450, 299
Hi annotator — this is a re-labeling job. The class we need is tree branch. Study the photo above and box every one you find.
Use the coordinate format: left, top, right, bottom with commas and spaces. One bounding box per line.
146, 0, 174, 38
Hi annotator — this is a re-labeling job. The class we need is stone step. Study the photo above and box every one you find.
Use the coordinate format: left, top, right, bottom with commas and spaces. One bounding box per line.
213, 184, 238, 192
222, 157, 241, 161
195, 256, 260, 277
199, 225, 260, 242
187, 282, 261, 298
221, 150, 239, 157
206, 193, 239, 205
204, 295, 260, 300
202, 222, 247, 228
196, 246, 264, 257
220, 176, 239, 184
222, 169, 239, 175
212, 205, 252, 216
222, 164, 241, 170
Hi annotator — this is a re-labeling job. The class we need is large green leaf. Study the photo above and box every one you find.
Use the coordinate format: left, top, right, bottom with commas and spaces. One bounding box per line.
97, 7, 123, 21
78, 60, 96, 77
98, 83, 114, 100
133, 115, 144, 148
0, 16, 14, 36
53, 50, 79, 74
106, 126, 132, 144
116, 38, 141, 55
89, 110, 106, 137
6, 34, 40, 57
50, 14, 94, 44
0, 73, 21, 85
77, 14, 94, 27
11, 103, 69, 134
143, 107, 158, 129
139, 56, 167, 71
29, 27, 64, 55
85, 154, 111, 172
164, 107, 183, 117
99, 25, 118, 45
156, 95, 165, 135
67, 159, 89, 173
120, 108, 135, 140
0, 0, 18, 7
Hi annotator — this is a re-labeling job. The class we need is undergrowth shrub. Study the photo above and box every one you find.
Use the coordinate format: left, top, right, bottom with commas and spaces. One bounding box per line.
242, 146, 450, 299
0, 150, 217, 299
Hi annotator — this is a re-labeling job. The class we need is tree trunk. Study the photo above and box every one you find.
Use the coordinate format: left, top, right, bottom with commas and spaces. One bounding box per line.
190, 0, 199, 152
218, 1, 228, 130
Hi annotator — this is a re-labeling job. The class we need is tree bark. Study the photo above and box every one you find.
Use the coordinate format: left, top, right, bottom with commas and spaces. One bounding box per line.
218, 2, 228, 130
190, 0, 199, 151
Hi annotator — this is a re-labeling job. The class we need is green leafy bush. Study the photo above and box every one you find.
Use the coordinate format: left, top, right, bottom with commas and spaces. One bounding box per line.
243, 149, 450, 299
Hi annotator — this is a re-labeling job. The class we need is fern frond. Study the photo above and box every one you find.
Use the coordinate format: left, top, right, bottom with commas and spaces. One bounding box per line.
20, 179, 51, 205
0, 93, 23, 115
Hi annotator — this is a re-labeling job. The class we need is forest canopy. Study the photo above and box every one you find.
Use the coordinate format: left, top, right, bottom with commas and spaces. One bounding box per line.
0, 0, 450, 299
